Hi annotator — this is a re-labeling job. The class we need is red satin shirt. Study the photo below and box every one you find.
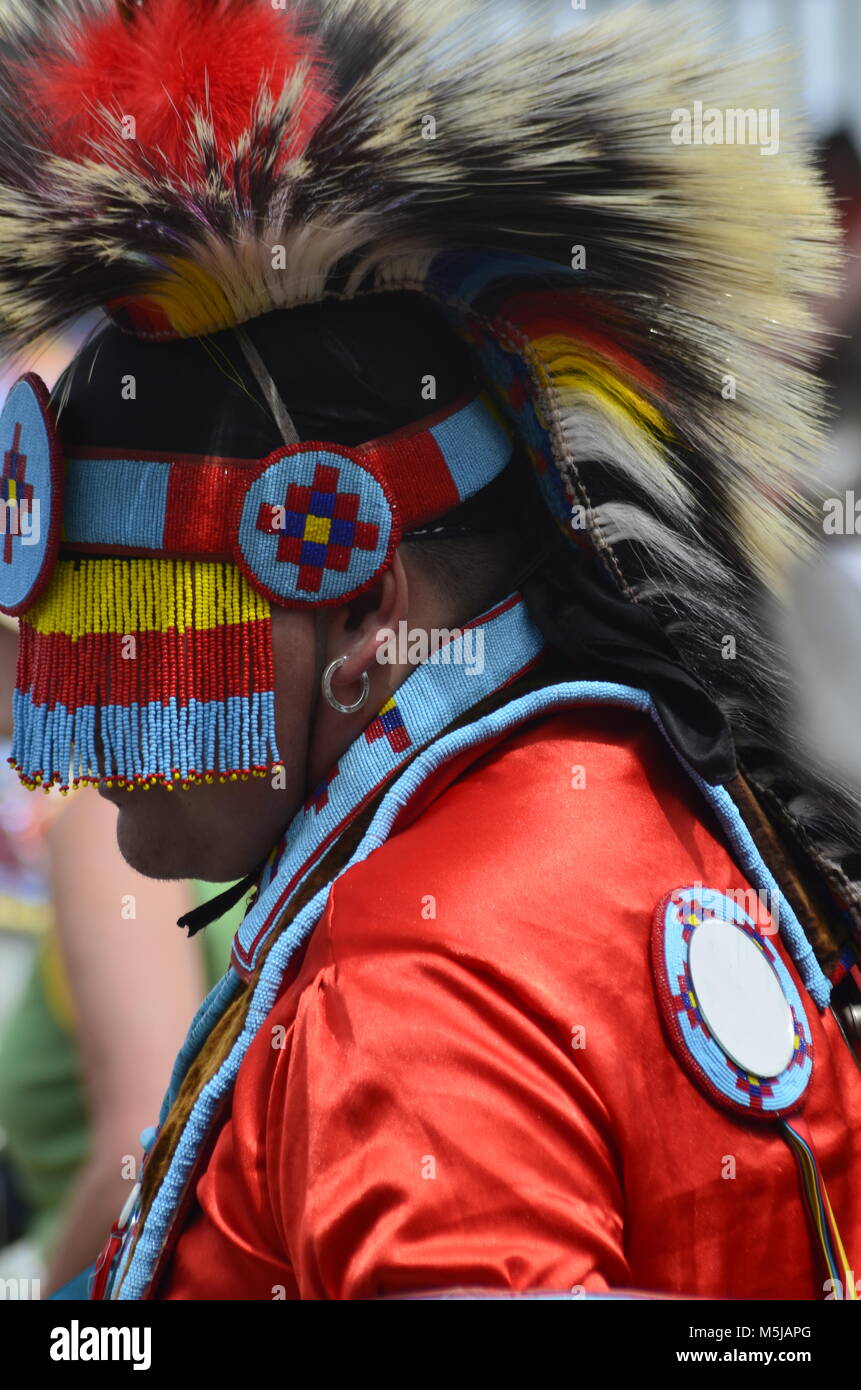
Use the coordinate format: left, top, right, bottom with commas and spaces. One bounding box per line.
157, 706, 861, 1299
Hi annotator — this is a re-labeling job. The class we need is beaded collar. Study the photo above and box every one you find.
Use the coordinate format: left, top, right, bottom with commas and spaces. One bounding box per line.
231, 593, 541, 979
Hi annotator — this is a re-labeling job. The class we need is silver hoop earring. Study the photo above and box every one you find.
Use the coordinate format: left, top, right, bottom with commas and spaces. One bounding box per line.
322, 657, 370, 715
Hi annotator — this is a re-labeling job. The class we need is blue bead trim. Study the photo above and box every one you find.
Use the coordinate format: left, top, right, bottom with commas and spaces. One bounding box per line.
11, 690, 279, 787
64, 457, 170, 549
430, 394, 513, 501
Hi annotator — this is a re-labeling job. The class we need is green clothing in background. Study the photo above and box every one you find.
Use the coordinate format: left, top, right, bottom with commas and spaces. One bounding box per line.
0, 887, 241, 1254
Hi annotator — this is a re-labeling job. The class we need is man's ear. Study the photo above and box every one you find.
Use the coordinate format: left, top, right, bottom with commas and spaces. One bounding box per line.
322, 551, 409, 691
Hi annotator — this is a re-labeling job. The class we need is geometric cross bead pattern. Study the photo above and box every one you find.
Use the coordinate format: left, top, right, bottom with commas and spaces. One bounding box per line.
651, 885, 814, 1121
233, 444, 396, 608
0, 373, 63, 616
365, 695, 412, 755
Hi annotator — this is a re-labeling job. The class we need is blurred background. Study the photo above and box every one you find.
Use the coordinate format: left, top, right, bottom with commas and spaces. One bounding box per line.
0, 0, 859, 1297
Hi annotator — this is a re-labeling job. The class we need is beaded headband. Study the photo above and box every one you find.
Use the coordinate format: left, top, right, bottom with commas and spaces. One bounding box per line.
0, 361, 513, 792
0, 375, 512, 616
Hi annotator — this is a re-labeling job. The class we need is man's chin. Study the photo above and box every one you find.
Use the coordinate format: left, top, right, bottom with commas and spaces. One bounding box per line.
112, 798, 202, 880
105, 778, 297, 882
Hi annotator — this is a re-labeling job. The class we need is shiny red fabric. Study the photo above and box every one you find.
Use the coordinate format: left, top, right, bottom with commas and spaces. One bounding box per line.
158, 707, 861, 1300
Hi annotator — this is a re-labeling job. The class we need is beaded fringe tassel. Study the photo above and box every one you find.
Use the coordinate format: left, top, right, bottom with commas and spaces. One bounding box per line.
10, 559, 280, 793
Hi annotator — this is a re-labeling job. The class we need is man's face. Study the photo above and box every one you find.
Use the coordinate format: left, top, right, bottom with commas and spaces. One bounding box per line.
98, 605, 318, 881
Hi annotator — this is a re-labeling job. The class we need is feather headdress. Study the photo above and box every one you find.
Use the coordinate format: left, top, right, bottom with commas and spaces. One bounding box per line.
0, 0, 857, 932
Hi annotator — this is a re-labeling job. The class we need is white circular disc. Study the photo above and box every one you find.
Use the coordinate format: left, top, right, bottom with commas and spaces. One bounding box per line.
688, 919, 795, 1077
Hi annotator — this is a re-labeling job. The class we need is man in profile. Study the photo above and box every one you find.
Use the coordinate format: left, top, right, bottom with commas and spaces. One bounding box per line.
0, 0, 857, 1301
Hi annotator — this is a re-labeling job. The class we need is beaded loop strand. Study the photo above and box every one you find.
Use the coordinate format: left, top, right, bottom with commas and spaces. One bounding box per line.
10, 558, 280, 793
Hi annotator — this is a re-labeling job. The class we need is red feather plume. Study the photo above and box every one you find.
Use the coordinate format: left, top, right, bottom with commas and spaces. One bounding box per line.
25, 0, 332, 177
